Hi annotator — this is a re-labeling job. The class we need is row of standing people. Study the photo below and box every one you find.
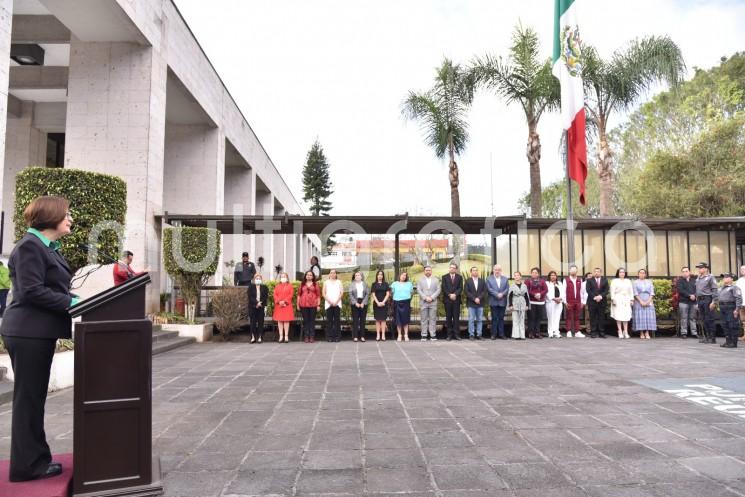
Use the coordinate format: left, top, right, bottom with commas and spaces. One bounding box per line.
240, 258, 745, 347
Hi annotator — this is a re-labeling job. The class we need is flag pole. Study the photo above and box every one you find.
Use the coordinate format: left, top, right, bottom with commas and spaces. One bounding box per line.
563, 130, 576, 270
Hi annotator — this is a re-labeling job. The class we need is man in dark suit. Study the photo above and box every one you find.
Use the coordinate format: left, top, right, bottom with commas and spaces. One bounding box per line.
247, 274, 269, 343
585, 267, 609, 338
465, 266, 487, 340
442, 263, 463, 340
1, 195, 75, 481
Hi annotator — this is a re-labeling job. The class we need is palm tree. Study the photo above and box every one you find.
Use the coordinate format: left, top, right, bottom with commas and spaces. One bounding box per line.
472, 24, 560, 217
402, 57, 475, 217
582, 36, 685, 216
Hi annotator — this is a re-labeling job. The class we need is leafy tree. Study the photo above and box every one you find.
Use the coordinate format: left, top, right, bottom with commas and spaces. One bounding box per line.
402, 57, 475, 216
518, 166, 601, 218
302, 140, 334, 216
614, 52, 745, 176
619, 115, 745, 217
582, 36, 685, 215
472, 24, 560, 217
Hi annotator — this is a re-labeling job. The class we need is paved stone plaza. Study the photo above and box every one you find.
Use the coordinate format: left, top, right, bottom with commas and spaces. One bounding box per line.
3, 338, 745, 496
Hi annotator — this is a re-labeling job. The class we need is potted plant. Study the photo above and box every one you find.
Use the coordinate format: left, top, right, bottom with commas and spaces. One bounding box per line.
162, 227, 221, 342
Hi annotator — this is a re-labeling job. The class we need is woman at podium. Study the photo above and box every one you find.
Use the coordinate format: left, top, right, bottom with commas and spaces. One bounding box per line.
0, 196, 78, 482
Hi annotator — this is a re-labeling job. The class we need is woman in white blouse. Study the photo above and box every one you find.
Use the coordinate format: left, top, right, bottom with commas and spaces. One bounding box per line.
323, 269, 343, 342
610, 267, 633, 339
545, 271, 564, 338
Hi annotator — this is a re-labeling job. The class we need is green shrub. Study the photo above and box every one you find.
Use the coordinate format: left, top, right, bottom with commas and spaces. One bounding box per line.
163, 227, 220, 323
653, 278, 673, 318
14, 167, 127, 273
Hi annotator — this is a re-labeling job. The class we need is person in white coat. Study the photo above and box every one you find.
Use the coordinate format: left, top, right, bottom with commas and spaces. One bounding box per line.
545, 271, 564, 338
610, 267, 633, 339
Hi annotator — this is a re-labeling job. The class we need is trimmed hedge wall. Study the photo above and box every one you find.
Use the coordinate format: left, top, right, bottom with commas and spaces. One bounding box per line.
14, 167, 127, 273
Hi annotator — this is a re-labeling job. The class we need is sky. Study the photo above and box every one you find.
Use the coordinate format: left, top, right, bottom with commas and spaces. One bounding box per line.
173, 0, 745, 218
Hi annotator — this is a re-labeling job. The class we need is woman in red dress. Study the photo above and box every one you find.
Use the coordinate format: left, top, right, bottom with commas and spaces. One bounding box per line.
273, 272, 295, 342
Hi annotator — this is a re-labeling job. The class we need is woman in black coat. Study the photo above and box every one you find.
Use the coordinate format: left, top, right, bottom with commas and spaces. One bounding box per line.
0, 195, 77, 482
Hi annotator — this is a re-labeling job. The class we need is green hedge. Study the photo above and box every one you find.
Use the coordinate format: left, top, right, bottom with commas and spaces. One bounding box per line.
163, 227, 220, 322
14, 167, 127, 273
652, 278, 673, 319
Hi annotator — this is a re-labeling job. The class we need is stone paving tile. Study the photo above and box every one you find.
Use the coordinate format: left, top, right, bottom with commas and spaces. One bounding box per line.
4, 339, 745, 496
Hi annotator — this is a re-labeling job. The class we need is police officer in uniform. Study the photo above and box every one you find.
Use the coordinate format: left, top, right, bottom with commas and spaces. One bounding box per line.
695, 262, 718, 344
234, 252, 257, 286
717, 272, 742, 348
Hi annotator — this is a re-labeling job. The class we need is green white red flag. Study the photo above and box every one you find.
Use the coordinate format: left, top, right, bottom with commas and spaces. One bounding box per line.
553, 0, 588, 205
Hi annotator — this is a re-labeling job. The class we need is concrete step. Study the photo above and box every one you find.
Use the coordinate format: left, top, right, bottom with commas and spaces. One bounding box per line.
152, 336, 196, 356
0, 381, 13, 406
152, 328, 180, 343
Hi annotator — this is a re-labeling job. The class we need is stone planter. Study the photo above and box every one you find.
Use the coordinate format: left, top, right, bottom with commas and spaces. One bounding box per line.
0, 349, 75, 392
162, 322, 213, 342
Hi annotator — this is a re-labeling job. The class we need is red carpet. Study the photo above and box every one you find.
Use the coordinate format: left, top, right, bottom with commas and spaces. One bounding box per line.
0, 453, 73, 497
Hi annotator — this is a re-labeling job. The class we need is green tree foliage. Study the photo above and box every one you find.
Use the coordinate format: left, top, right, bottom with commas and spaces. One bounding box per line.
582, 36, 685, 215
518, 166, 602, 218
163, 227, 221, 323
615, 52, 745, 176
302, 140, 334, 216
620, 116, 745, 217
472, 24, 560, 217
402, 57, 475, 217
14, 167, 127, 273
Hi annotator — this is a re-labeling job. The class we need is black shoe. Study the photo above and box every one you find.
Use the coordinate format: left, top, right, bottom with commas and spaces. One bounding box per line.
453, 336, 461, 340
590, 334, 598, 338
499, 336, 507, 340
491, 336, 497, 340
599, 334, 607, 339
469, 336, 475, 340
10, 463, 63, 482
476, 336, 482, 340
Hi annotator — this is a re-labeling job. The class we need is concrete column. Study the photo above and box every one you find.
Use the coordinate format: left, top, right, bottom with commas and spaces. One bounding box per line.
2, 102, 46, 251
223, 166, 255, 278
0, 0, 13, 254
273, 203, 285, 281
64, 40, 167, 311
254, 190, 273, 279
284, 232, 296, 279
163, 124, 225, 215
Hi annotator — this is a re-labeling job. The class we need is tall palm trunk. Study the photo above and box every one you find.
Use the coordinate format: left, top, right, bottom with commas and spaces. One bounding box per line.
448, 133, 461, 217
596, 117, 613, 216
526, 120, 542, 217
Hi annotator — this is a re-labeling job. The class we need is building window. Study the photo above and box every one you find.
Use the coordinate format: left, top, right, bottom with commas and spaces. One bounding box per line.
651, 231, 668, 276
605, 230, 625, 276
625, 230, 647, 275
689, 231, 708, 269
583, 230, 604, 275
668, 231, 689, 274
540, 229, 562, 274
710, 231, 729, 275
46, 133, 65, 168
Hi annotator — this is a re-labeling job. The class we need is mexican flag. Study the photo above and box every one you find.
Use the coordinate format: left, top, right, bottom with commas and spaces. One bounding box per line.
552, 0, 587, 205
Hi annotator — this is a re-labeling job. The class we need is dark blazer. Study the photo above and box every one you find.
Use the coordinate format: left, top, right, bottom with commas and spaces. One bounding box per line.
0, 233, 73, 339
464, 277, 487, 308
585, 276, 609, 304
441, 273, 463, 303
247, 283, 269, 310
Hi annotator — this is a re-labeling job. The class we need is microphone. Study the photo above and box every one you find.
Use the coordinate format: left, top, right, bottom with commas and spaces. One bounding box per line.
78, 243, 119, 265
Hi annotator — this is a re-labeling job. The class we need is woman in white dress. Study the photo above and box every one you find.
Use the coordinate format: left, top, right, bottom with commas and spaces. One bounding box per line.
610, 267, 633, 339
545, 271, 564, 338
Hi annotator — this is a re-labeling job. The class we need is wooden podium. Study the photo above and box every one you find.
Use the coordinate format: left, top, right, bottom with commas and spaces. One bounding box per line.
69, 273, 163, 497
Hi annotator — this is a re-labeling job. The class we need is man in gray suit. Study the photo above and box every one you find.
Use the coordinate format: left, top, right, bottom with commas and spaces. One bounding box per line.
417, 265, 441, 341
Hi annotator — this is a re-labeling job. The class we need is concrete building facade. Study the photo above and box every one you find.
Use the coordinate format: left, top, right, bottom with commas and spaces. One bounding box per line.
0, 0, 320, 310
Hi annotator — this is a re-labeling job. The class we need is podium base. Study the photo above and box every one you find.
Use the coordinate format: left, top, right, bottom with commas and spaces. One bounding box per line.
0, 453, 73, 497
72, 457, 163, 497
